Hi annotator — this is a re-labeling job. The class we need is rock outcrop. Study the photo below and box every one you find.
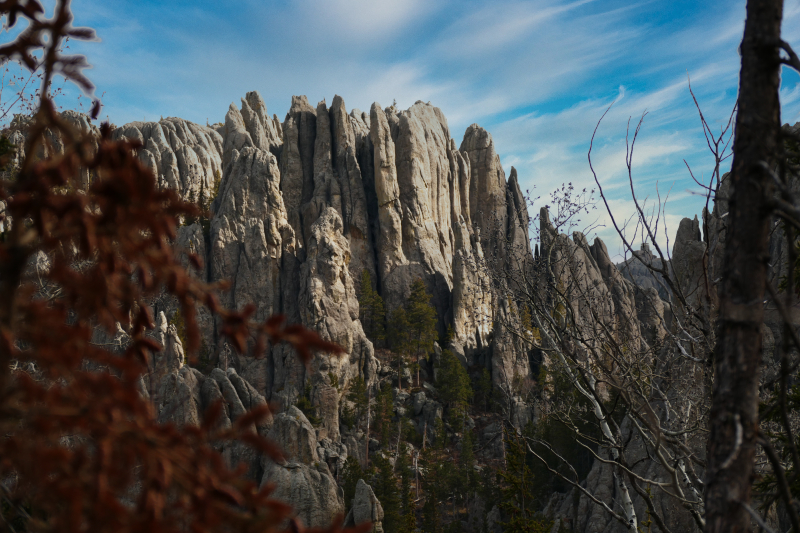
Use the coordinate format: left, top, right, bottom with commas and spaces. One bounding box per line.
113, 117, 223, 199
156, 366, 272, 482
299, 207, 376, 440
261, 407, 344, 528
208, 144, 294, 392
536, 206, 707, 533
345, 479, 384, 533
11, 94, 536, 409
218, 91, 282, 168
3, 110, 101, 188
617, 243, 672, 302
162, 91, 549, 528
141, 91, 547, 417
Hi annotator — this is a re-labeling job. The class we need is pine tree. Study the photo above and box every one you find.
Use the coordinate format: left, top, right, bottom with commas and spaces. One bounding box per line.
359, 270, 386, 344
459, 430, 477, 492
389, 304, 412, 390
389, 279, 437, 390
519, 305, 541, 345
433, 416, 447, 451
183, 187, 198, 226
373, 454, 402, 533
416, 412, 461, 533
347, 375, 369, 421
295, 382, 321, 425
396, 443, 418, 533
422, 491, 443, 533
0, 135, 15, 172
421, 444, 444, 533
498, 428, 552, 533
406, 279, 438, 387
437, 349, 473, 431
341, 456, 364, 510
376, 383, 394, 447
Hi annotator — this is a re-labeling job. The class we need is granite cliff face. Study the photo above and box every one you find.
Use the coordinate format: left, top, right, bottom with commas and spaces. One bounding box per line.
5, 92, 734, 531
110, 93, 534, 405
112, 117, 223, 199
102, 91, 534, 527
77, 92, 739, 531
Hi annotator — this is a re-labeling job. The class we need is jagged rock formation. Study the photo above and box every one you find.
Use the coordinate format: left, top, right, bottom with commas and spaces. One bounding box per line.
102, 91, 549, 527
261, 407, 344, 528
118, 91, 540, 408
218, 91, 283, 168
155, 364, 272, 482
112, 117, 223, 199
615, 244, 673, 347
13, 93, 532, 407
25, 94, 753, 531
3, 110, 101, 188
208, 143, 293, 389
533, 147, 800, 531
538, 208, 648, 359
536, 206, 707, 533
617, 243, 672, 302
299, 207, 377, 441
345, 479, 384, 533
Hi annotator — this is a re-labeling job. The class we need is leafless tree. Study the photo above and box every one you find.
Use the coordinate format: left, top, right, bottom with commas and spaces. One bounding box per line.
471, 74, 744, 531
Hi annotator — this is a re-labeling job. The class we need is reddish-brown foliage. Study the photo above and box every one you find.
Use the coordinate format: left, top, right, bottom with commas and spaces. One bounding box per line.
0, 2, 361, 532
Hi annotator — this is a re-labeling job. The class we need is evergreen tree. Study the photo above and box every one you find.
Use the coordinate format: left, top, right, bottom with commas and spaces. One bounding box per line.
0, 135, 15, 173
389, 279, 437, 390
422, 489, 443, 533
459, 430, 477, 492
358, 270, 386, 344
396, 443, 417, 533
406, 279, 438, 387
421, 445, 444, 533
295, 383, 321, 426
498, 428, 552, 533
341, 456, 364, 510
388, 304, 413, 390
437, 349, 473, 431
519, 305, 541, 345
373, 454, 402, 533
346, 375, 369, 422
433, 417, 447, 450
442, 324, 455, 346
400, 415, 422, 448
183, 187, 198, 226
376, 383, 394, 447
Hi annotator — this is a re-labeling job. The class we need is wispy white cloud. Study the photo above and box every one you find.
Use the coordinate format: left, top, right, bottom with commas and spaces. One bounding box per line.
291, 0, 433, 44
40, 0, 800, 257
432, 0, 600, 58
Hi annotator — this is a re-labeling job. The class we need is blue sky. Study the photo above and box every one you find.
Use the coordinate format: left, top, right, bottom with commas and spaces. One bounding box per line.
6, 0, 800, 258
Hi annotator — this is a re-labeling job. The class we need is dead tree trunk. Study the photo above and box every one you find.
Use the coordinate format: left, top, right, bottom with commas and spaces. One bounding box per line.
704, 0, 784, 531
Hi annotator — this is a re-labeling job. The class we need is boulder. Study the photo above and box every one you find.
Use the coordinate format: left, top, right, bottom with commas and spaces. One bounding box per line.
268, 406, 319, 464
261, 407, 344, 528
260, 460, 343, 529
345, 479, 384, 533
